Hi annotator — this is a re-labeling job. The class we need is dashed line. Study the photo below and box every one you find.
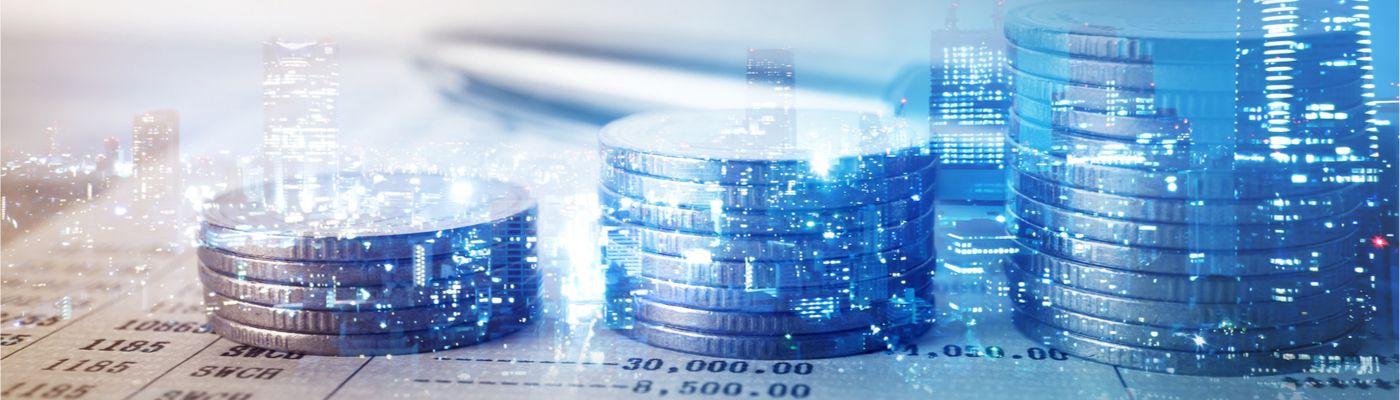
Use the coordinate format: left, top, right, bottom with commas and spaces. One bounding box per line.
410, 379, 623, 390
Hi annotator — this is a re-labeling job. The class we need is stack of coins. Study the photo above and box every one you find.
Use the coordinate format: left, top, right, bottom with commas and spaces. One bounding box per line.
199, 173, 540, 356
599, 110, 938, 359
1003, 0, 1372, 375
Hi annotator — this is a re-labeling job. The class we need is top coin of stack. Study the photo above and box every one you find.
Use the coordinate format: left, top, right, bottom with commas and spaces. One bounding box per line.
600, 110, 938, 359
199, 173, 541, 356
1002, 0, 1371, 375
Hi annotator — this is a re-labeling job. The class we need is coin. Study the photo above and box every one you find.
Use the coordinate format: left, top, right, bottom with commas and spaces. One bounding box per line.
600, 110, 932, 184
198, 263, 540, 310
1013, 312, 1362, 376
205, 292, 534, 335
207, 312, 532, 356
1009, 45, 1363, 92
626, 239, 932, 289
602, 209, 932, 261
1013, 300, 1358, 353
1008, 214, 1358, 276
623, 319, 930, 360
632, 259, 934, 312
1011, 69, 1238, 119
1007, 190, 1362, 250
599, 185, 932, 235
1009, 171, 1367, 225
1006, 263, 1357, 328
633, 294, 933, 335
1009, 117, 1201, 170
1011, 250, 1355, 303
1013, 95, 1371, 145
197, 242, 535, 287
601, 163, 933, 211
1009, 141, 1352, 200
202, 173, 538, 261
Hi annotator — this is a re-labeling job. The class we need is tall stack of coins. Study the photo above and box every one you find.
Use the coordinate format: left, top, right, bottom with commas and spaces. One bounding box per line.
199, 173, 540, 356
599, 110, 938, 359
1003, 0, 1373, 374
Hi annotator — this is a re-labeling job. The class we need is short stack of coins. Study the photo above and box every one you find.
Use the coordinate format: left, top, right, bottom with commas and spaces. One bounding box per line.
1002, 0, 1373, 375
199, 173, 541, 356
599, 110, 938, 359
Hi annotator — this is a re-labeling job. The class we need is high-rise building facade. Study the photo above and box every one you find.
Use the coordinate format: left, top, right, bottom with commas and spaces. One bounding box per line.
745, 48, 795, 138
263, 38, 340, 199
930, 3, 1010, 202
131, 110, 180, 204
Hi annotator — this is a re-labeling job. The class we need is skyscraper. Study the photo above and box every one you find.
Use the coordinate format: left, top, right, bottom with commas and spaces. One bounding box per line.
929, 1, 1010, 202
263, 38, 340, 200
131, 110, 180, 205
45, 126, 59, 156
97, 136, 120, 186
745, 48, 795, 138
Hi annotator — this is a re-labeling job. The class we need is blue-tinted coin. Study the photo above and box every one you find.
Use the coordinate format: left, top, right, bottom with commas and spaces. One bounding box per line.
1006, 261, 1358, 327
599, 185, 932, 235
633, 293, 933, 336
1009, 141, 1357, 200
623, 319, 930, 360
602, 210, 932, 261
600, 110, 932, 184
614, 236, 933, 289
1008, 214, 1358, 277
1007, 189, 1362, 250
1012, 300, 1358, 353
1012, 312, 1362, 376
633, 258, 935, 313
601, 163, 933, 211
1012, 250, 1356, 303
1008, 44, 1364, 92
1004, 0, 1363, 63
1009, 171, 1368, 225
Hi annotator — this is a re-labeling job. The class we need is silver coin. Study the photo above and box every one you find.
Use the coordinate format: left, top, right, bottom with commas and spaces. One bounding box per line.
1011, 69, 1238, 119
1013, 300, 1358, 353
599, 185, 932, 235
632, 259, 935, 312
205, 292, 534, 335
601, 163, 933, 211
198, 263, 540, 310
602, 208, 932, 261
623, 319, 930, 360
1013, 96, 1372, 146
1009, 141, 1354, 200
1010, 171, 1367, 225
600, 110, 932, 184
207, 312, 532, 356
1009, 215, 1359, 277
198, 241, 536, 287
1008, 117, 1201, 170
1013, 312, 1363, 376
633, 293, 934, 336
1004, 0, 1363, 63
1006, 262, 1358, 328
1012, 250, 1355, 303
1008, 190, 1362, 250
1008, 44, 1364, 92
626, 239, 933, 289
202, 173, 537, 261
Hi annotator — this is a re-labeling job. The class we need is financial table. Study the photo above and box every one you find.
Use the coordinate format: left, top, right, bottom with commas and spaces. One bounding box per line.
2, 184, 1395, 400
